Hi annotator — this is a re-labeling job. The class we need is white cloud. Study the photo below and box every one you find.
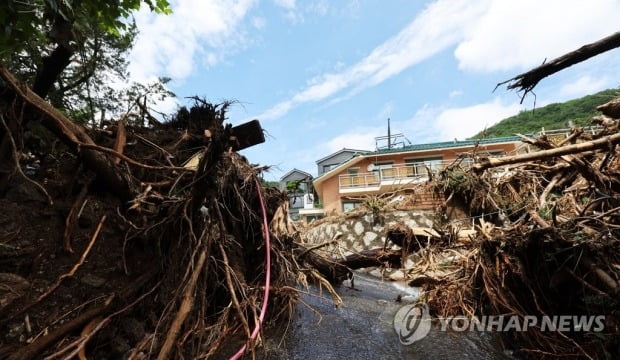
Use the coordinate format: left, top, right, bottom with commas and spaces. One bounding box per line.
273, 0, 302, 23
376, 101, 394, 121
333, 60, 346, 71
204, 52, 219, 67
557, 75, 610, 99
449, 90, 463, 98
256, 101, 293, 120
251, 16, 266, 30
455, 0, 620, 72
433, 99, 522, 140
155, 95, 181, 116
307, 0, 329, 16
273, 0, 296, 10
255, 0, 620, 122
255, 0, 486, 121
128, 0, 256, 82
323, 126, 382, 153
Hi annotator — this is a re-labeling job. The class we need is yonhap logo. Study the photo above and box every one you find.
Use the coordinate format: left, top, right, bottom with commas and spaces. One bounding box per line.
393, 303, 432, 344
393, 302, 605, 346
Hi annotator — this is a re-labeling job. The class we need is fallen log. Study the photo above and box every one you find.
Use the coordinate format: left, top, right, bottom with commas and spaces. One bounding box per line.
300, 247, 404, 284
473, 131, 620, 172
301, 251, 351, 284
6, 269, 157, 360
299, 222, 441, 284
340, 248, 402, 269
597, 97, 620, 119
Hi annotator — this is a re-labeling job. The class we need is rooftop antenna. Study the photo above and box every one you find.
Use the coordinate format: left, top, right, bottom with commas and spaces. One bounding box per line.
387, 118, 391, 149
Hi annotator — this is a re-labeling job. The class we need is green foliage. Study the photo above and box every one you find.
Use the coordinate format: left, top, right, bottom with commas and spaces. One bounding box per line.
472, 88, 620, 139
260, 179, 280, 189
285, 181, 301, 192
441, 168, 469, 194
0, 1, 171, 60
0, 0, 174, 125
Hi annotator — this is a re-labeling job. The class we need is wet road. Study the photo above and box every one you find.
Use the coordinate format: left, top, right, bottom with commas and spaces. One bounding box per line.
262, 273, 513, 360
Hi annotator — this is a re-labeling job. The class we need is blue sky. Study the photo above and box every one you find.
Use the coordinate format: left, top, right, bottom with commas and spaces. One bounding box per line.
127, 0, 620, 180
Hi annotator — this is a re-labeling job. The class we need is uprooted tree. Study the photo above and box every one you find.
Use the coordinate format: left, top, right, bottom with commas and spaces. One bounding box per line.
0, 3, 335, 358
0, 3, 388, 357
0, 65, 353, 358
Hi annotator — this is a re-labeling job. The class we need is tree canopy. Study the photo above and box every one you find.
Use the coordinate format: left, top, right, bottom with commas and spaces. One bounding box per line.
0, 0, 171, 58
0, 0, 173, 125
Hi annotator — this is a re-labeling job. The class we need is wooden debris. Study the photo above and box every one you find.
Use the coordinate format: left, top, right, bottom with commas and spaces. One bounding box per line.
111, 118, 126, 165
497, 31, 620, 100
426, 102, 620, 358
230, 119, 265, 151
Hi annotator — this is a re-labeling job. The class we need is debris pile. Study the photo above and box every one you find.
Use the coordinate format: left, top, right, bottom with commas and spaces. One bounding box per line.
425, 101, 620, 358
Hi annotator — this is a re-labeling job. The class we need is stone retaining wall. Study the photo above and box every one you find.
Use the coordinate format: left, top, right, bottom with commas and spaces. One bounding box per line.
304, 210, 436, 254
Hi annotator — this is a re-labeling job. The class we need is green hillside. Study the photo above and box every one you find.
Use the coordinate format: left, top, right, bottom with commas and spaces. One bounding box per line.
472, 88, 619, 138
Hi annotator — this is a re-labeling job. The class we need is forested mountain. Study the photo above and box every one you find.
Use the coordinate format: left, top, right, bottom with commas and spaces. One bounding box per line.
473, 88, 619, 138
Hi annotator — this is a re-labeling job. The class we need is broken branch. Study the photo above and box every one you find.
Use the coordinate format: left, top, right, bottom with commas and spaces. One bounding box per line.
498, 31, 620, 99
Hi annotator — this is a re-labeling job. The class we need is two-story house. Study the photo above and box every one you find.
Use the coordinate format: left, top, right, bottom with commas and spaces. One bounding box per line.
278, 169, 322, 222
313, 136, 523, 214
277, 149, 369, 223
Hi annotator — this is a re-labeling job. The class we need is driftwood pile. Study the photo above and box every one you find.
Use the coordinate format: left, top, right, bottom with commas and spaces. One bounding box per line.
425, 100, 620, 359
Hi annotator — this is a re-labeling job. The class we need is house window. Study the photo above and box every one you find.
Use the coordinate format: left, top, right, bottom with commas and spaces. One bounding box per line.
342, 201, 361, 212
323, 164, 339, 174
405, 157, 443, 176
373, 161, 394, 179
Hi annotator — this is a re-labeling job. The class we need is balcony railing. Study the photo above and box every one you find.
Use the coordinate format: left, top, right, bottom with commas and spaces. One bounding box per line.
337, 127, 606, 191
338, 161, 458, 190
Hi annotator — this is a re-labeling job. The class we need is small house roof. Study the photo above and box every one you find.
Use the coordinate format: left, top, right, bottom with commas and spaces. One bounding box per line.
279, 168, 313, 181
315, 148, 370, 164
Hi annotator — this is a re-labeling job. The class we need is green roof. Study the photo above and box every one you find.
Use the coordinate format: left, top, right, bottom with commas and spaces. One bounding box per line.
374, 136, 522, 154
313, 135, 523, 183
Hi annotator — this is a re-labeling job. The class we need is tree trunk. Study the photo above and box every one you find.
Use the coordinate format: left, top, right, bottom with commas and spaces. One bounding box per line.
0, 66, 135, 202
32, 45, 73, 98
0, 17, 76, 194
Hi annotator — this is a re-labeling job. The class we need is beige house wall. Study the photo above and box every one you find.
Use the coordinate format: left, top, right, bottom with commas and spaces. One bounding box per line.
316, 142, 518, 214
320, 175, 341, 215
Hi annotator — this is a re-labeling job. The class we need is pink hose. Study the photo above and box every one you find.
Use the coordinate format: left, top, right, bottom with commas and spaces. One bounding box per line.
230, 179, 271, 360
